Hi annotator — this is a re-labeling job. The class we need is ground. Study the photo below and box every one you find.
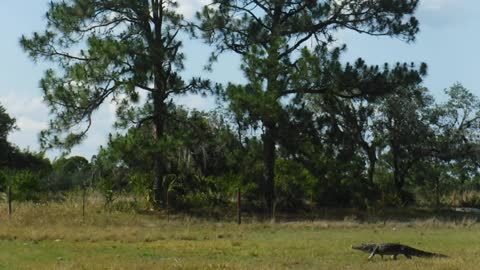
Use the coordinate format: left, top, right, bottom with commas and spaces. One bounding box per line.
0, 201, 477, 269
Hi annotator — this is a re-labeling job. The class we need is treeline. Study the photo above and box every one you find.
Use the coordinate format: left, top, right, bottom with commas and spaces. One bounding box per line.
1, 1, 479, 215
1, 82, 479, 212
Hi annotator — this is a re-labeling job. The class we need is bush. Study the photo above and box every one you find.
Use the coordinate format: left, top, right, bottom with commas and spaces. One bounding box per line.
11, 170, 41, 201
275, 159, 315, 210
129, 172, 154, 206
447, 191, 480, 208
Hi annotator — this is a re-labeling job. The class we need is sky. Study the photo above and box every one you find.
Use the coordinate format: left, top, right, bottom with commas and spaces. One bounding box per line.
0, 0, 479, 160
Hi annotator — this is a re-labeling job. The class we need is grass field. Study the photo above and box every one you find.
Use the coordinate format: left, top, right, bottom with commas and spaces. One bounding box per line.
0, 200, 478, 269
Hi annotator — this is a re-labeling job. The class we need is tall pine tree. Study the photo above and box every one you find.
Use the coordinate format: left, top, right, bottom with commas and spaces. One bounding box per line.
198, 0, 426, 215
21, 0, 210, 207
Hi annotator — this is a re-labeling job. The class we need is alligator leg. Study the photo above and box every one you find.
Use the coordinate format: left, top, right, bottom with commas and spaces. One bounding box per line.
404, 254, 412, 259
368, 247, 378, 260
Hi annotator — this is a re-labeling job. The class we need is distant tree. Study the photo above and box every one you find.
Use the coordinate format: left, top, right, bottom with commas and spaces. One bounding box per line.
0, 103, 51, 173
427, 84, 480, 194
49, 156, 90, 191
0, 149, 52, 204
304, 95, 381, 185
0, 103, 16, 167
198, 0, 426, 214
53, 156, 89, 173
374, 86, 434, 202
9, 150, 52, 173
431, 83, 480, 162
0, 103, 52, 202
387, 84, 480, 206
0, 104, 16, 141
91, 105, 249, 208
91, 145, 128, 208
21, 0, 212, 207
279, 96, 380, 207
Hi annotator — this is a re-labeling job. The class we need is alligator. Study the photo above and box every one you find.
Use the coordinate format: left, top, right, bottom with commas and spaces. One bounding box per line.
352, 243, 447, 260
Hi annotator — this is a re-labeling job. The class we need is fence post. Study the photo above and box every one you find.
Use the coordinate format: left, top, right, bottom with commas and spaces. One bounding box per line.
237, 187, 241, 225
7, 186, 12, 217
82, 183, 86, 220
166, 188, 170, 222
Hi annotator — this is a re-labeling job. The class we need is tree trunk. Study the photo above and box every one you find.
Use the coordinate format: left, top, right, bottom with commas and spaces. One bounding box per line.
148, 0, 169, 209
263, 123, 276, 218
394, 172, 405, 195
152, 91, 166, 208
393, 167, 407, 205
367, 158, 376, 184
432, 172, 440, 207
262, 3, 282, 220
365, 146, 377, 184
392, 144, 405, 200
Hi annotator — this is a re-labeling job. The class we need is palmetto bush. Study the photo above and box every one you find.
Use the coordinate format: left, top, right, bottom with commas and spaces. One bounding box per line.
447, 191, 480, 208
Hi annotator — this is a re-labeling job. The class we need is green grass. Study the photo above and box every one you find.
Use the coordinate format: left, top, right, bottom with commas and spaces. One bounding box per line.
0, 200, 477, 269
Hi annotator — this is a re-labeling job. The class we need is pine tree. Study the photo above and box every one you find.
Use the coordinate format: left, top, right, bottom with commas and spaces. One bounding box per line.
21, 0, 210, 207
198, 0, 426, 215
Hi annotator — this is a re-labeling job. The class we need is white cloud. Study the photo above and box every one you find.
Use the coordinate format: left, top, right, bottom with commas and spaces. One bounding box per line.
0, 95, 46, 119
417, 0, 474, 28
0, 87, 217, 160
15, 117, 47, 131
0, 91, 117, 159
420, 0, 459, 10
174, 94, 216, 112
0, 93, 49, 153
0, 94, 49, 134
176, 0, 211, 19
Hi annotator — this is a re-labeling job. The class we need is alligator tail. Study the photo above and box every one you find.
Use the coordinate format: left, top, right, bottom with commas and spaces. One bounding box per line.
412, 248, 447, 258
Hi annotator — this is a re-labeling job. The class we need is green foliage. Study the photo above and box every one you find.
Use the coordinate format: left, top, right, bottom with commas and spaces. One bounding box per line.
0, 104, 54, 201
21, 0, 217, 207
0, 171, 6, 191
274, 159, 316, 210
8, 170, 41, 201
11, 2, 480, 213
129, 172, 154, 206
0, 103, 17, 168
92, 147, 128, 209
0, 150, 52, 202
21, 1, 212, 151
98, 177, 115, 210
198, 0, 426, 213
0, 103, 16, 142
47, 156, 90, 191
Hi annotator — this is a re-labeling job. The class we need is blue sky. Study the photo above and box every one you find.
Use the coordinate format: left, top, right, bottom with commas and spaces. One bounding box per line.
0, 0, 479, 160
